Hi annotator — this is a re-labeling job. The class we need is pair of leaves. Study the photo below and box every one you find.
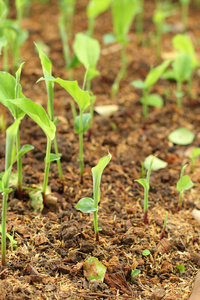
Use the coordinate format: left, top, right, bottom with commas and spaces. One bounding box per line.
177, 164, 194, 193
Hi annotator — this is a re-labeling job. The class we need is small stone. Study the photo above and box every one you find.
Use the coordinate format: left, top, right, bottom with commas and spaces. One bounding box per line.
150, 288, 165, 300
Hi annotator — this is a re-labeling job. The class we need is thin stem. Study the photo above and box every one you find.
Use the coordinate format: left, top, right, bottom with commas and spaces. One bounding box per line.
177, 192, 183, 211
93, 210, 99, 242
53, 136, 63, 181
16, 128, 22, 199
144, 187, 148, 224
1, 192, 8, 268
88, 17, 95, 37
177, 80, 182, 109
70, 101, 77, 119
136, 0, 144, 44
142, 89, 149, 120
79, 111, 84, 183
43, 137, 51, 201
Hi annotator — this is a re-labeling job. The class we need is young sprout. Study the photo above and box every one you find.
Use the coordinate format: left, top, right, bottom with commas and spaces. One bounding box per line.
1, 119, 21, 272
37, 75, 91, 183
0, 64, 33, 199
35, 42, 64, 189
172, 34, 199, 95
75, 152, 111, 242
131, 59, 170, 120
176, 164, 194, 211
179, 0, 191, 32
160, 211, 168, 239
189, 148, 200, 173
87, 0, 112, 37
111, 0, 139, 97
135, 156, 155, 224
15, 0, 29, 27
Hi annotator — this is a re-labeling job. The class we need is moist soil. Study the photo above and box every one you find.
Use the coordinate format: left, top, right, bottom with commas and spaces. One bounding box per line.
1, 0, 200, 299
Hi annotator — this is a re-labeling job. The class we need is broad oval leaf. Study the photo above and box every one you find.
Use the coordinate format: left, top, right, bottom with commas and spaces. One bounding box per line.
7, 98, 56, 141
83, 257, 106, 282
74, 113, 91, 134
144, 155, 168, 171
16, 144, 34, 159
75, 197, 97, 213
141, 94, 164, 108
168, 127, 195, 145
37, 76, 90, 112
177, 175, 194, 192
173, 53, 192, 83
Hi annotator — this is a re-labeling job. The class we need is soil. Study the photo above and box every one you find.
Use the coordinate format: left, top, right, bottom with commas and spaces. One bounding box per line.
1, 0, 200, 299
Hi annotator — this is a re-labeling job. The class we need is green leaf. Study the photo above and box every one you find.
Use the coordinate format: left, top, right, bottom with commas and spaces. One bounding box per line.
131, 269, 141, 281
144, 155, 168, 171
130, 79, 146, 90
173, 53, 192, 83
172, 34, 199, 69
177, 175, 194, 192
144, 60, 171, 89
75, 197, 97, 213
87, 0, 112, 18
44, 153, 60, 163
83, 257, 107, 282
74, 113, 91, 134
92, 153, 112, 205
7, 98, 56, 141
191, 147, 200, 159
16, 144, 34, 159
112, 0, 139, 45
34, 42, 52, 75
141, 94, 164, 108
73, 33, 100, 80
176, 264, 185, 274
37, 76, 90, 112
168, 127, 195, 145
135, 178, 149, 190
142, 249, 151, 256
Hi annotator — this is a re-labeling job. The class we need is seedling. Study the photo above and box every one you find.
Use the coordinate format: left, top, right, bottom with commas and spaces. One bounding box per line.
176, 164, 194, 211
0, 64, 34, 199
87, 0, 112, 37
0, 225, 17, 251
111, 0, 139, 97
160, 211, 168, 239
75, 152, 111, 242
176, 264, 185, 274
7, 97, 57, 203
131, 269, 141, 281
135, 156, 155, 224
35, 42, 63, 188
189, 147, 200, 173
168, 127, 195, 146
131, 59, 170, 120
142, 249, 151, 256
73, 33, 100, 134
1, 119, 21, 271
37, 75, 91, 183
172, 34, 199, 94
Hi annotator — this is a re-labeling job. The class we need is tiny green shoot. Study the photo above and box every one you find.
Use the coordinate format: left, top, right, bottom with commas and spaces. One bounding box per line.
75, 152, 111, 242
135, 155, 155, 224
176, 264, 185, 274
160, 211, 168, 239
131, 269, 141, 281
142, 249, 151, 256
131, 60, 170, 120
176, 164, 194, 211
189, 147, 200, 173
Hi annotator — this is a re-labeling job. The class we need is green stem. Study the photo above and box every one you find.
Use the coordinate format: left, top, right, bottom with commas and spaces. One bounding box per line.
88, 17, 95, 37
136, 0, 144, 44
53, 136, 63, 181
16, 128, 22, 199
1, 192, 8, 268
178, 192, 183, 211
142, 89, 149, 120
79, 111, 84, 183
93, 210, 99, 242
177, 80, 182, 109
43, 137, 51, 200
144, 187, 148, 224
156, 22, 162, 61
70, 101, 77, 119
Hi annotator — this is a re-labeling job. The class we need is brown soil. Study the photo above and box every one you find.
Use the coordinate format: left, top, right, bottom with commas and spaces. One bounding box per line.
1, 0, 200, 299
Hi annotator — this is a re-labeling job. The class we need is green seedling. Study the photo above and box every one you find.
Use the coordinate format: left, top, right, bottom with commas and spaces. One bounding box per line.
1, 119, 20, 271
0, 225, 17, 251
168, 127, 195, 146
135, 156, 155, 224
160, 211, 168, 239
172, 34, 199, 94
131, 269, 141, 281
15, 0, 29, 27
131, 59, 170, 120
111, 0, 139, 97
87, 0, 112, 37
37, 75, 91, 183
189, 148, 200, 173
153, 6, 171, 60
176, 164, 194, 211
35, 42, 63, 188
179, 0, 190, 32
73, 33, 100, 136
6, 97, 57, 203
0, 64, 34, 199
176, 264, 185, 274
75, 152, 111, 241
142, 249, 151, 256
58, 0, 76, 82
